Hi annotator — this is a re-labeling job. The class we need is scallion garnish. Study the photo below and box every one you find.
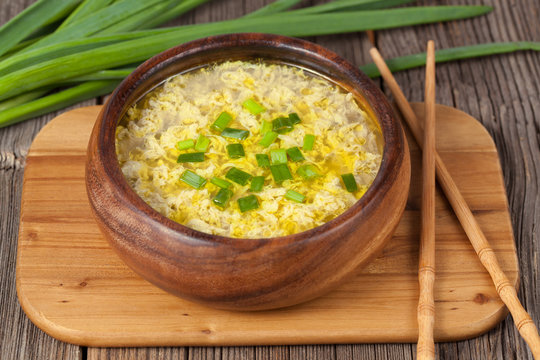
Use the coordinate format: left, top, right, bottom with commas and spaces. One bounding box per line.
286, 147, 305, 162
288, 112, 301, 124
226, 143, 245, 158
269, 163, 293, 183
272, 116, 293, 134
270, 149, 288, 165
260, 120, 272, 135
194, 134, 210, 152
177, 152, 205, 163
225, 167, 252, 186
237, 195, 260, 212
211, 111, 233, 132
297, 164, 320, 179
250, 176, 265, 192
221, 127, 249, 140
180, 170, 206, 189
242, 98, 266, 115
212, 188, 233, 209
256, 153, 270, 168
285, 189, 306, 203
176, 139, 194, 150
341, 173, 358, 193
210, 177, 232, 189
258, 131, 278, 147
303, 134, 315, 151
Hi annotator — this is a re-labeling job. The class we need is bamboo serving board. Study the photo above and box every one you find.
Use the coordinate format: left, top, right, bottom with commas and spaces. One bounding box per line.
16, 104, 518, 347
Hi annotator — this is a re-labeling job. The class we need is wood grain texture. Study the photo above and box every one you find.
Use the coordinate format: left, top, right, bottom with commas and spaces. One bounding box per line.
377, 0, 540, 358
0, 5, 94, 360
1, 0, 538, 359
371, 39, 540, 357
417, 40, 437, 360
86, 33, 410, 311
17, 104, 516, 347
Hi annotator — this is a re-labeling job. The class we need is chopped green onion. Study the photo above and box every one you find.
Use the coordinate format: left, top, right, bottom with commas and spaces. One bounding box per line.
211, 111, 233, 132
341, 173, 358, 193
210, 177, 232, 189
288, 112, 301, 124
180, 170, 206, 189
226, 143, 245, 158
297, 164, 320, 179
242, 98, 266, 115
270, 149, 288, 165
237, 195, 260, 212
286, 147, 305, 162
194, 134, 210, 152
303, 134, 316, 151
285, 189, 306, 203
260, 120, 272, 135
272, 116, 294, 134
269, 163, 293, 183
250, 176, 265, 192
256, 154, 270, 168
176, 139, 194, 150
221, 127, 249, 140
258, 131, 278, 147
177, 152, 205, 163
225, 167, 253, 186
213, 188, 233, 209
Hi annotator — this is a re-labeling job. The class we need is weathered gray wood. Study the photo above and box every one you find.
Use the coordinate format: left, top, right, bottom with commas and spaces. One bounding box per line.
1, 0, 539, 359
188, 347, 221, 360
0, 169, 82, 360
0, 2, 87, 359
87, 347, 187, 360
377, 0, 540, 359
255, 346, 290, 360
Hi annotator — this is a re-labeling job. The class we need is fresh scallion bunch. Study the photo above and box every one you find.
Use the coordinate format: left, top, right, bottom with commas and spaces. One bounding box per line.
0, 0, 537, 129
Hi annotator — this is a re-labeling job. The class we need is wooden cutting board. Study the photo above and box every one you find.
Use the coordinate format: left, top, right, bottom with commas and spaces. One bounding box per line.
16, 104, 518, 347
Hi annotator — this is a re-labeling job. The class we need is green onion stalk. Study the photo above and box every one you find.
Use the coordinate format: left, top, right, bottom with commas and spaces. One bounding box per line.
0, 0, 81, 57
22, 0, 165, 52
1, 41, 538, 129
0, 0, 537, 129
359, 41, 540, 77
0, 7, 494, 102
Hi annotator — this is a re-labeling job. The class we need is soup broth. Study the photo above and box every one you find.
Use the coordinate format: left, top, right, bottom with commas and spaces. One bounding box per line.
116, 61, 382, 238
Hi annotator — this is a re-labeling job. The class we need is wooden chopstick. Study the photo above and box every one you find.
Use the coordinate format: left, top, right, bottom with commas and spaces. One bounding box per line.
417, 40, 436, 360
369, 47, 540, 359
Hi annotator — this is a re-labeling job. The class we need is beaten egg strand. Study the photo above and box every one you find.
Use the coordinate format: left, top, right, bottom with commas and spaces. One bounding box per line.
115, 61, 382, 238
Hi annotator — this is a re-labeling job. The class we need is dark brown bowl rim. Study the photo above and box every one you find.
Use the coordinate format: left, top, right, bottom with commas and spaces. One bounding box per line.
96, 33, 405, 246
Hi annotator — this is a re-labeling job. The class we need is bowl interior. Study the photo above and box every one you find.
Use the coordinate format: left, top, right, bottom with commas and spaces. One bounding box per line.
98, 33, 403, 245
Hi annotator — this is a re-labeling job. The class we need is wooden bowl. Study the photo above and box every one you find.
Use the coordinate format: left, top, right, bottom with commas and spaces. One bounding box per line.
85, 33, 410, 311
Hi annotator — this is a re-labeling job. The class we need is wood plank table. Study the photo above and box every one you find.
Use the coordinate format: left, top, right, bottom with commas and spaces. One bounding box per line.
1, 0, 538, 359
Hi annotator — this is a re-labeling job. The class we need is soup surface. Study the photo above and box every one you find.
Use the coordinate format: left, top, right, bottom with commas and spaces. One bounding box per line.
116, 61, 382, 238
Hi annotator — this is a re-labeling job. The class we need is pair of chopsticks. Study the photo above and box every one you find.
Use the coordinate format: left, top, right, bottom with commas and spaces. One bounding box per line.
369, 44, 540, 359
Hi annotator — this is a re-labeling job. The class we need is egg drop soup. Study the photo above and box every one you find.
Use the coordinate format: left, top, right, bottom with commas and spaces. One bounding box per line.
115, 61, 382, 238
